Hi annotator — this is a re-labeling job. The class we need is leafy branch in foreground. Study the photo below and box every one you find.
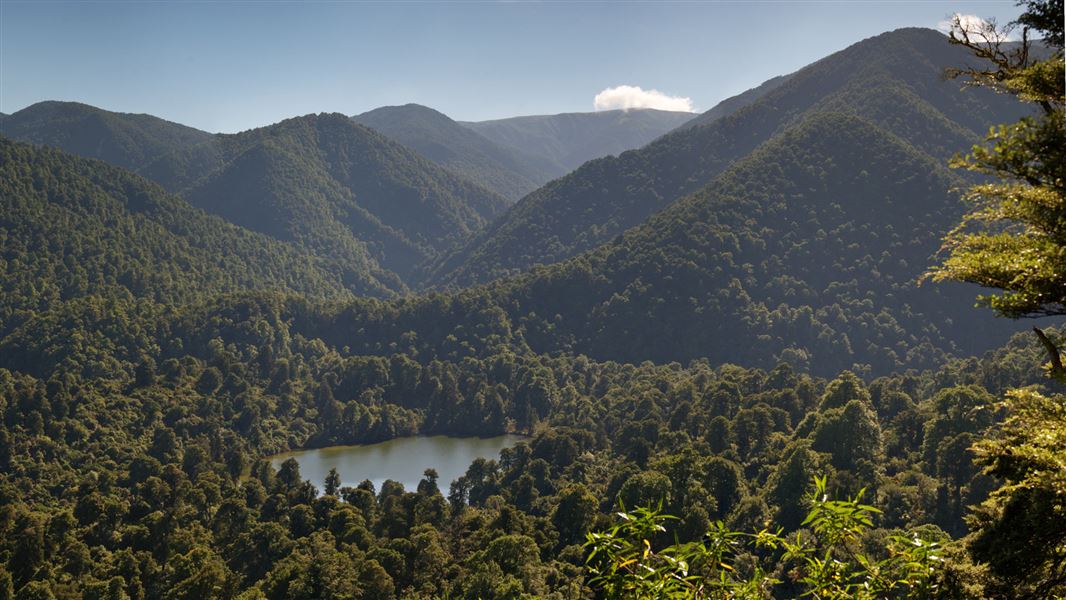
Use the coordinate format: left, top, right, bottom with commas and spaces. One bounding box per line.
926, 4, 1066, 598
584, 477, 942, 599
924, 0, 1066, 381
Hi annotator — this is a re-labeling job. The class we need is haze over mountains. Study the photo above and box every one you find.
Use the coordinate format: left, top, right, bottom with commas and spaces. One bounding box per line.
353, 104, 557, 201
2, 99, 692, 288
459, 108, 694, 181
353, 105, 693, 201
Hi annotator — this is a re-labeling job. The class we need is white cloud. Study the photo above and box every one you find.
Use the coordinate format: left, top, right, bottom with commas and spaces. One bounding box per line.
593, 85, 694, 112
936, 13, 1019, 42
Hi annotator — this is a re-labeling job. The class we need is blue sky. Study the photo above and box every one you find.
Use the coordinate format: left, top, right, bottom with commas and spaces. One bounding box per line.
1, 1, 1025, 133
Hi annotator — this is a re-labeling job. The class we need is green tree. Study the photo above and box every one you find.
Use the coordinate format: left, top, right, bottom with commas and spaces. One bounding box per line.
927, 0, 1066, 380
929, 3, 1066, 597
552, 484, 598, 546
969, 388, 1066, 598
324, 468, 341, 497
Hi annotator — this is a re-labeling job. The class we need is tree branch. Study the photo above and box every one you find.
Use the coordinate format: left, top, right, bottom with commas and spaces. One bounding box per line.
1032, 326, 1066, 382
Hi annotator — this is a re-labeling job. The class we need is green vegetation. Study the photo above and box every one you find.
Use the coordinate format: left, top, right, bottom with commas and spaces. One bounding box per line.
0, 9, 1063, 599
0, 279, 1057, 597
4, 106, 510, 292
585, 477, 943, 599
927, 4, 1066, 597
0, 137, 366, 332
151, 113, 508, 288
449, 110, 1024, 374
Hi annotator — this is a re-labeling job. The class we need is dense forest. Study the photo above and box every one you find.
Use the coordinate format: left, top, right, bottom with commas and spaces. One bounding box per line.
0, 2, 1064, 598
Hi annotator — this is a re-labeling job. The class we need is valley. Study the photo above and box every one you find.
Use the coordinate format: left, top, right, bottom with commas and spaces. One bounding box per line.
0, 4, 1063, 598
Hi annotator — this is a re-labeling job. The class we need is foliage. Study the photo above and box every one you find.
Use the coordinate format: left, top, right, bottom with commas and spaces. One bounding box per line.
0, 101, 213, 174
968, 387, 1066, 599
0, 20, 1062, 600
925, 4, 1066, 598
926, 0, 1066, 377
3, 106, 509, 291
585, 477, 943, 599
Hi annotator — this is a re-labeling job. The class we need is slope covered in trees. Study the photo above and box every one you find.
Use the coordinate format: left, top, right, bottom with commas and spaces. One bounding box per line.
0, 136, 377, 336
3, 105, 511, 290
0, 269, 1058, 597
143, 113, 509, 286
300, 111, 1031, 376
0, 101, 214, 174
353, 104, 557, 201
431, 28, 1033, 288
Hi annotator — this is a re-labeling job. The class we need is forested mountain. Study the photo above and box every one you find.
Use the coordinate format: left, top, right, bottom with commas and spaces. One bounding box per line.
0, 101, 214, 173
1, 7, 1064, 595
142, 113, 509, 286
277, 111, 1030, 377
353, 104, 557, 200
2, 105, 510, 289
460, 108, 694, 176
0, 136, 370, 336
431, 28, 1033, 288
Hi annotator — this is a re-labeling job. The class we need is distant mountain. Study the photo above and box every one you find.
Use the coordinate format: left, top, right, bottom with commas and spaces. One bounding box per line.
353, 104, 556, 200
143, 113, 508, 286
0, 100, 214, 173
0, 136, 369, 336
461, 108, 695, 175
429, 29, 1033, 288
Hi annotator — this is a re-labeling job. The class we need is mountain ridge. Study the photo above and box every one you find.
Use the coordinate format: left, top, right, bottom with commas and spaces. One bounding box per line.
353, 103, 557, 200
460, 107, 695, 175
428, 28, 1034, 289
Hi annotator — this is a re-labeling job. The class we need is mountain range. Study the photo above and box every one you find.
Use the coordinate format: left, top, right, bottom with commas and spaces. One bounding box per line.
354, 105, 694, 201
459, 108, 695, 179
426, 28, 1033, 289
352, 104, 557, 201
142, 113, 508, 288
0, 135, 361, 339
0, 100, 214, 174
0, 28, 1043, 375
2, 100, 692, 289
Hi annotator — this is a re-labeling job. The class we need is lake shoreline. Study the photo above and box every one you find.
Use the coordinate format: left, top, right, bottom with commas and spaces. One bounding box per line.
257, 433, 530, 493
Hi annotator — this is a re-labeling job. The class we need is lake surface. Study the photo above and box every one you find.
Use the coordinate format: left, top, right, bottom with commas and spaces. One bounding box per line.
267, 434, 525, 492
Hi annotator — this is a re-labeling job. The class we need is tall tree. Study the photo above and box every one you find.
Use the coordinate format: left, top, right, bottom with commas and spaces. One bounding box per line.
929, 3, 1066, 597
926, 0, 1066, 380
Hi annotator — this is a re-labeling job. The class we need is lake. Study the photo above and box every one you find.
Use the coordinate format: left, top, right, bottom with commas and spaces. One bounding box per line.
267, 434, 526, 492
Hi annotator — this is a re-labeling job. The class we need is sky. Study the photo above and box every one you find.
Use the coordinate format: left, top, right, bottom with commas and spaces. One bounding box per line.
0, 0, 1026, 133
